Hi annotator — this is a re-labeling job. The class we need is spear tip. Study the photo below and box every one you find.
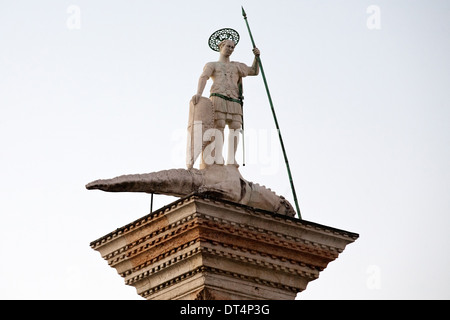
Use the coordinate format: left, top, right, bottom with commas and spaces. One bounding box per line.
241, 6, 247, 18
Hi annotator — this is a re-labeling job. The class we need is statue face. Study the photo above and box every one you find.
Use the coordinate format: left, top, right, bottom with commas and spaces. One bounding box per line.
219, 40, 235, 56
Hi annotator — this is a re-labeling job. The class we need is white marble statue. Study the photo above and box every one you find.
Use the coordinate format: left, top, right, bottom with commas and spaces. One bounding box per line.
187, 29, 260, 169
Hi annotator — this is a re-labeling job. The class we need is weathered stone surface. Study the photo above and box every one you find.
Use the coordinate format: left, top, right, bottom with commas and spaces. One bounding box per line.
90, 194, 359, 300
86, 164, 296, 217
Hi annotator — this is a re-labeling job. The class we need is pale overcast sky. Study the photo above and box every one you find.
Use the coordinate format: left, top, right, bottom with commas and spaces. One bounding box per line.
1, 0, 449, 299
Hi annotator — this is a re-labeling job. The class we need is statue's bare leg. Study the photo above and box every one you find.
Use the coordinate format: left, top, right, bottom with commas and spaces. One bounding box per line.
200, 125, 225, 169
213, 120, 226, 165
227, 120, 241, 166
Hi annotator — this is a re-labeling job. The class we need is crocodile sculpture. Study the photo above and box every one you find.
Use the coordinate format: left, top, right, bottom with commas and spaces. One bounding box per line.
86, 164, 296, 217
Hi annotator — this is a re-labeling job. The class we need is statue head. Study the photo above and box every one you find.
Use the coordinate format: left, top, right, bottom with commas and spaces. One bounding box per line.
218, 39, 235, 56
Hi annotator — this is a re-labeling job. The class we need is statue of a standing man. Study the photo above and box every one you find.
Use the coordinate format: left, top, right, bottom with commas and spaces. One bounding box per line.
190, 28, 260, 169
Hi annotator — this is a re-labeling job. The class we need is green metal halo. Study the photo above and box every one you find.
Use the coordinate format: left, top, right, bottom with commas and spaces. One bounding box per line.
208, 28, 240, 52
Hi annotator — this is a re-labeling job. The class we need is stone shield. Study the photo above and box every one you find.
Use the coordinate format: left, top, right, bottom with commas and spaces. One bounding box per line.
186, 97, 214, 169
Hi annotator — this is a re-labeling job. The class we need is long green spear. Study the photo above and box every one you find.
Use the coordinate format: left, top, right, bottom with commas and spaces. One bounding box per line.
242, 6, 302, 219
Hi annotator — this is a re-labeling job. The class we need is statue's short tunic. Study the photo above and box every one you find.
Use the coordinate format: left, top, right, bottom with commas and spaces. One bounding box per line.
201, 61, 252, 125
